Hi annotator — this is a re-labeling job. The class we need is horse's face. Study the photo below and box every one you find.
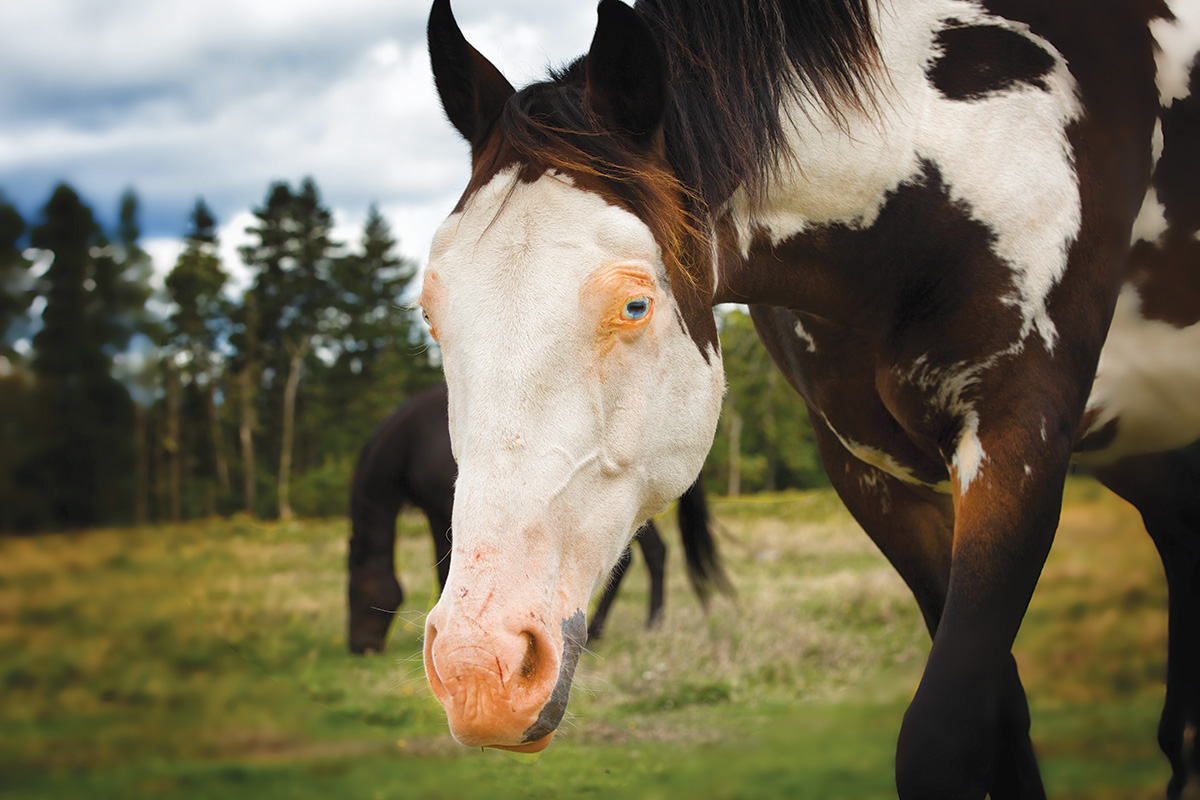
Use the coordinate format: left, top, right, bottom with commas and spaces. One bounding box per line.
420, 0, 723, 752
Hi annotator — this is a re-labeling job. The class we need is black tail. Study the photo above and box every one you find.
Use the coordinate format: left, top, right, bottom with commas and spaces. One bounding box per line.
675, 478, 734, 606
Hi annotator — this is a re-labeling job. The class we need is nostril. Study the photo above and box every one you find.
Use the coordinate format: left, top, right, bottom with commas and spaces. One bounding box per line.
518, 630, 538, 682
424, 620, 447, 700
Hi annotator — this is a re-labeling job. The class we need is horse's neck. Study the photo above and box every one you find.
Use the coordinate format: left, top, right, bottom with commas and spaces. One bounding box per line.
717, 0, 1083, 356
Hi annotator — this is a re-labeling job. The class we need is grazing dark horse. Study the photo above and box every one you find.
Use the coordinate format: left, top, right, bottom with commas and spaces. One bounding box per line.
419, 0, 1200, 795
347, 382, 727, 654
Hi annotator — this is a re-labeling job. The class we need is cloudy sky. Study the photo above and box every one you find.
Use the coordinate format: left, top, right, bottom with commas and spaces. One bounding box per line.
0, 0, 601, 286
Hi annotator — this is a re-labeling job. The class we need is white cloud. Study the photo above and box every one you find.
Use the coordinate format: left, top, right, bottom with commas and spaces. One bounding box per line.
0, 0, 603, 277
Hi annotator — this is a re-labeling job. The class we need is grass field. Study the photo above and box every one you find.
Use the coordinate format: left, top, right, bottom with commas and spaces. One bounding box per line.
0, 478, 1171, 799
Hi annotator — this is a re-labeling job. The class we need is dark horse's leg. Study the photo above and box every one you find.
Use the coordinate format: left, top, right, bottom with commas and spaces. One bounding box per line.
587, 521, 666, 639
638, 521, 667, 628
810, 415, 1046, 800
1094, 443, 1200, 800
588, 539, 636, 640
424, 502, 454, 593
348, 496, 404, 654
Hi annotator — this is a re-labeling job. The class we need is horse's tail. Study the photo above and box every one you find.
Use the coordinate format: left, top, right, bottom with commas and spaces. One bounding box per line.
675, 478, 735, 606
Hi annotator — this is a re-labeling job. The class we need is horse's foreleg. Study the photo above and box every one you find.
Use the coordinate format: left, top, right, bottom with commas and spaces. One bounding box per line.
348, 498, 405, 654
1095, 446, 1200, 800
588, 540, 635, 640
810, 415, 1045, 797
426, 505, 453, 591
894, 422, 1070, 800
1154, 532, 1200, 800
638, 521, 667, 628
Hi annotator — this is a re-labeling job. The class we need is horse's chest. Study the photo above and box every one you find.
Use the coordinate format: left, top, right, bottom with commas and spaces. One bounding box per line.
748, 306, 953, 492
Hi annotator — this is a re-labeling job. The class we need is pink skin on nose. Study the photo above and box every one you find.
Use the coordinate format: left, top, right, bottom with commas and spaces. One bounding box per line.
424, 593, 587, 750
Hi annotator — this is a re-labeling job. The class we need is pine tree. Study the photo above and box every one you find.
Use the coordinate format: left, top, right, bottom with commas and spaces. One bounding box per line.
165, 199, 233, 511
309, 204, 435, 456
99, 190, 155, 355
229, 290, 260, 517
25, 185, 136, 527
0, 196, 32, 529
30, 186, 103, 381
0, 196, 32, 363
332, 204, 417, 370
239, 178, 340, 519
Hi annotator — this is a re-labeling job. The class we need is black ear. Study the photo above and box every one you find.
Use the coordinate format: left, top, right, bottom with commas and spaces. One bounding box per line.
428, 0, 516, 151
585, 0, 666, 145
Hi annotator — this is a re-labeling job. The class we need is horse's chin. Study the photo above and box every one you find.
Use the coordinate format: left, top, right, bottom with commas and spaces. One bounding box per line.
487, 731, 556, 753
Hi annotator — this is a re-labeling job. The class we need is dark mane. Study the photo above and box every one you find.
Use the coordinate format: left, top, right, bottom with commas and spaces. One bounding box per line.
499, 0, 880, 210
637, 0, 880, 204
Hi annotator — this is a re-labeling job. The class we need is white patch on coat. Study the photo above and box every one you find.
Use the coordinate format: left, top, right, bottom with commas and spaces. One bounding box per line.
913, 7, 1082, 352
818, 409, 953, 493
793, 319, 818, 353
1076, 286, 1200, 466
1131, 187, 1169, 245
1150, 0, 1200, 107
858, 469, 894, 514
1151, 117, 1165, 166
903, 346, 1019, 421
952, 410, 986, 493
900, 347, 1043, 491
727, 0, 1081, 354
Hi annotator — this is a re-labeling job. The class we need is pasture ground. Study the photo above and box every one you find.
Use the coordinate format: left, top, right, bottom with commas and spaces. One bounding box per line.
0, 478, 1171, 799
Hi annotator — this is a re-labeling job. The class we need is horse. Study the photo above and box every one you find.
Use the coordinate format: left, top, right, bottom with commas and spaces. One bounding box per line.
419, 0, 1200, 796
347, 382, 728, 655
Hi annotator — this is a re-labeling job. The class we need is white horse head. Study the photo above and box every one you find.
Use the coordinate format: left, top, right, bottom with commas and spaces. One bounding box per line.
420, 0, 724, 751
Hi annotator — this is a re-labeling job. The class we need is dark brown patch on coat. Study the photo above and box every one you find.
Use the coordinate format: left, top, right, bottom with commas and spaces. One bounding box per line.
718, 160, 1031, 482
1128, 54, 1200, 328
927, 23, 1057, 101
1155, 54, 1200, 232
1128, 237, 1200, 328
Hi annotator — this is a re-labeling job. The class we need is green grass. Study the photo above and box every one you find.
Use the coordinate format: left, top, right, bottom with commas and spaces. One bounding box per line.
0, 479, 1171, 799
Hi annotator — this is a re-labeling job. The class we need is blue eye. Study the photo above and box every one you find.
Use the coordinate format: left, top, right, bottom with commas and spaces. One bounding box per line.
621, 296, 651, 322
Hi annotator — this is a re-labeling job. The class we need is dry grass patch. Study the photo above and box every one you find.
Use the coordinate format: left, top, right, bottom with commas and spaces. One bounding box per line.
572, 490, 928, 722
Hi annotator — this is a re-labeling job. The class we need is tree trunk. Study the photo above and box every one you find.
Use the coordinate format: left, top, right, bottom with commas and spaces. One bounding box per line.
277, 340, 310, 522
764, 369, 778, 492
728, 408, 742, 498
133, 401, 148, 525
151, 404, 166, 521
166, 359, 181, 523
238, 367, 256, 517
206, 371, 230, 496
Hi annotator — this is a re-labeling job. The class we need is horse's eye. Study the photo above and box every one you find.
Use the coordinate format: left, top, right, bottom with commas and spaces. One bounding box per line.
621, 296, 651, 322
421, 308, 431, 326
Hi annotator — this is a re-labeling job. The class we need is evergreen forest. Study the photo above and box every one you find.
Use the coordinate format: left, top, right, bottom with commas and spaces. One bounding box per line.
0, 179, 827, 533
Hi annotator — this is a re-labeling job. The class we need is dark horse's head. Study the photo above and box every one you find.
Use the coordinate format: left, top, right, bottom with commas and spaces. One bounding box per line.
420, 0, 724, 752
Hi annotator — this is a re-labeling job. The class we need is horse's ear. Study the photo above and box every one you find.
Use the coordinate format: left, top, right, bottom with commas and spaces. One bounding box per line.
585, 0, 666, 147
428, 0, 515, 151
